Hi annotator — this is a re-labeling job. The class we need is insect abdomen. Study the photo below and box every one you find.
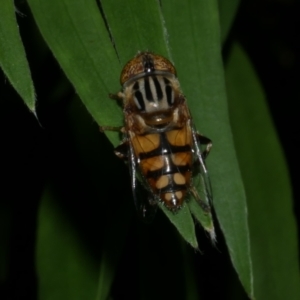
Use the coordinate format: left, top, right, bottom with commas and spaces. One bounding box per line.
131, 127, 193, 210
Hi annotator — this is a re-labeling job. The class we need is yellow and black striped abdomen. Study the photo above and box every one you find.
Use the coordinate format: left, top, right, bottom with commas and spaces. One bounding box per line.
130, 125, 193, 210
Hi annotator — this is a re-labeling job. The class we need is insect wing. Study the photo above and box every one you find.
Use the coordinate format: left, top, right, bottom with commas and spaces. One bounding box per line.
128, 141, 158, 222
190, 127, 213, 209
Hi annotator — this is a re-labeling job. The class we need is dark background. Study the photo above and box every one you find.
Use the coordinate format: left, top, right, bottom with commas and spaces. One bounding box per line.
1, 0, 299, 299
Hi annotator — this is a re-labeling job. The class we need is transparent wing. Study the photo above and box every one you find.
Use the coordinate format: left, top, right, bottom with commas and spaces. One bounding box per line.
115, 138, 158, 222
127, 140, 158, 222
189, 126, 213, 211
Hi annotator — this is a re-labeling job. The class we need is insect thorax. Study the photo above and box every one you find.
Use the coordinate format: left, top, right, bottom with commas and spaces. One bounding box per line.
124, 72, 180, 121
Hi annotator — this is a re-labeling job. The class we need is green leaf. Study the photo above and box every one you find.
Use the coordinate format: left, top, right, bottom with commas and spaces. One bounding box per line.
28, 0, 254, 297
65, 96, 134, 300
188, 198, 215, 242
160, 203, 198, 248
0, 0, 36, 112
27, 0, 121, 144
94, 188, 132, 300
37, 161, 132, 300
218, 0, 240, 43
27, 0, 202, 247
162, 0, 253, 297
226, 42, 300, 300
36, 185, 98, 300
100, 0, 208, 246
100, 0, 170, 63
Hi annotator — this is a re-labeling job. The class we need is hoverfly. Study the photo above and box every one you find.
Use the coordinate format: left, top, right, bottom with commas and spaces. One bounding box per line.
101, 52, 213, 221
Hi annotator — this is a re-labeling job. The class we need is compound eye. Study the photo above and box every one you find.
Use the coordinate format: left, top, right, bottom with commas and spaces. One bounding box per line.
120, 52, 176, 85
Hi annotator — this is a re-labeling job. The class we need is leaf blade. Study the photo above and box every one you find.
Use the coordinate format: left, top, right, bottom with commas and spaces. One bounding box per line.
100, 0, 170, 63
162, 0, 253, 296
0, 1, 35, 112
28, 0, 121, 144
218, 0, 240, 43
226, 42, 300, 300
36, 186, 98, 300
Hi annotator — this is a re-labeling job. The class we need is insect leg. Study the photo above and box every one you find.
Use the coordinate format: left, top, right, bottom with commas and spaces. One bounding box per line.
109, 92, 124, 101
99, 125, 125, 133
